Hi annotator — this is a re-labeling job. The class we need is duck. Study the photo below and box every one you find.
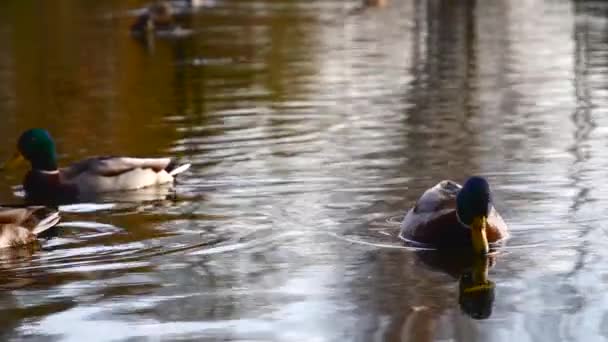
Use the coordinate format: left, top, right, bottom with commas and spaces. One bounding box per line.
0, 206, 60, 248
1, 128, 191, 204
399, 176, 509, 255
131, 1, 176, 35
364, 0, 388, 7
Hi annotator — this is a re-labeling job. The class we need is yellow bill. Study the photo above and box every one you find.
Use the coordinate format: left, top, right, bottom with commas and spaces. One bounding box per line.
0, 151, 25, 170
471, 215, 489, 255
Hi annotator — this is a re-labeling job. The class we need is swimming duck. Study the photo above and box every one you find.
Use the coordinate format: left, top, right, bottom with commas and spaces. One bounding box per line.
1, 128, 191, 204
399, 176, 508, 255
131, 1, 175, 35
0, 206, 60, 248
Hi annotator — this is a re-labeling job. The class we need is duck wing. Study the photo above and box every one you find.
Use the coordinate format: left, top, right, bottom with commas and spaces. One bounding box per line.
412, 180, 461, 214
400, 180, 462, 243
61, 157, 175, 179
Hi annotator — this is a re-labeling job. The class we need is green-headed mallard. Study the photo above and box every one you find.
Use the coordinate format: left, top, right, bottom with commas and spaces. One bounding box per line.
399, 176, 509, 255
2, 128, 191, 204
0, 206, 60, 248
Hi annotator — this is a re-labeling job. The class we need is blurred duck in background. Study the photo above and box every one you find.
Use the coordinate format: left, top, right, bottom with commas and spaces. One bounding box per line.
130, 1, 176, 35
130, 0, 213, 36
364, 0, 388, 7
177, 0, 211, 7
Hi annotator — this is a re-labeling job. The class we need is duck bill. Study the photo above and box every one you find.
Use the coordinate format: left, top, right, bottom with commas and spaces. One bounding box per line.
0, 151, 25, 170
471, 215, 489, 255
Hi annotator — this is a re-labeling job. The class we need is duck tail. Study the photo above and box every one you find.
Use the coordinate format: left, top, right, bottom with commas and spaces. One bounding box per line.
32, 211, 61, 236
167, 162, 191, 176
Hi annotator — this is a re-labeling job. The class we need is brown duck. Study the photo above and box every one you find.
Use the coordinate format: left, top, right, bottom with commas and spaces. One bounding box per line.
0, 206, 60, 248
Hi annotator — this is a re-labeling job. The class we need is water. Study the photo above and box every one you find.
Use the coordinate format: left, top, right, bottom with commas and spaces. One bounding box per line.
0, 0, 607, 340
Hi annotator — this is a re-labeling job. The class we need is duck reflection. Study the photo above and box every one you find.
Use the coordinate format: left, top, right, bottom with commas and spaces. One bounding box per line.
415, 250, 496, 320
458, 257, 495, 319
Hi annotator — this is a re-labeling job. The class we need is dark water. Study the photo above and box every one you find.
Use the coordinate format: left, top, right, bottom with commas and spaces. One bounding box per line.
0, 0, 607, 340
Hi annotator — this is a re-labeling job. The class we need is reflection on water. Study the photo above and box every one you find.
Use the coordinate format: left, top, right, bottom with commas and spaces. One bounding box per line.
1, 0, 608, 340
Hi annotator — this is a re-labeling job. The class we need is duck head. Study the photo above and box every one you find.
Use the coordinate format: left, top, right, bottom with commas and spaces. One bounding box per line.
456, 176, 492, 255
2, 129, 58, 171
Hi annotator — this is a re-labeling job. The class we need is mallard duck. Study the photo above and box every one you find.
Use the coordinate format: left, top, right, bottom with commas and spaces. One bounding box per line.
0, 206, 60, 248
1, 128, 191, 204
399, 176, 508, 255
131, 1, 175, 35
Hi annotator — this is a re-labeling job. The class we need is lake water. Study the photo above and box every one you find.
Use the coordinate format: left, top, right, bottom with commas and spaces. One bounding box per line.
1, 0, 607, 341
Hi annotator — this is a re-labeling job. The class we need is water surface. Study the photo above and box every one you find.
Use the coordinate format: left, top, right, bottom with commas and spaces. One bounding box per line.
1, 0, 607, 340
